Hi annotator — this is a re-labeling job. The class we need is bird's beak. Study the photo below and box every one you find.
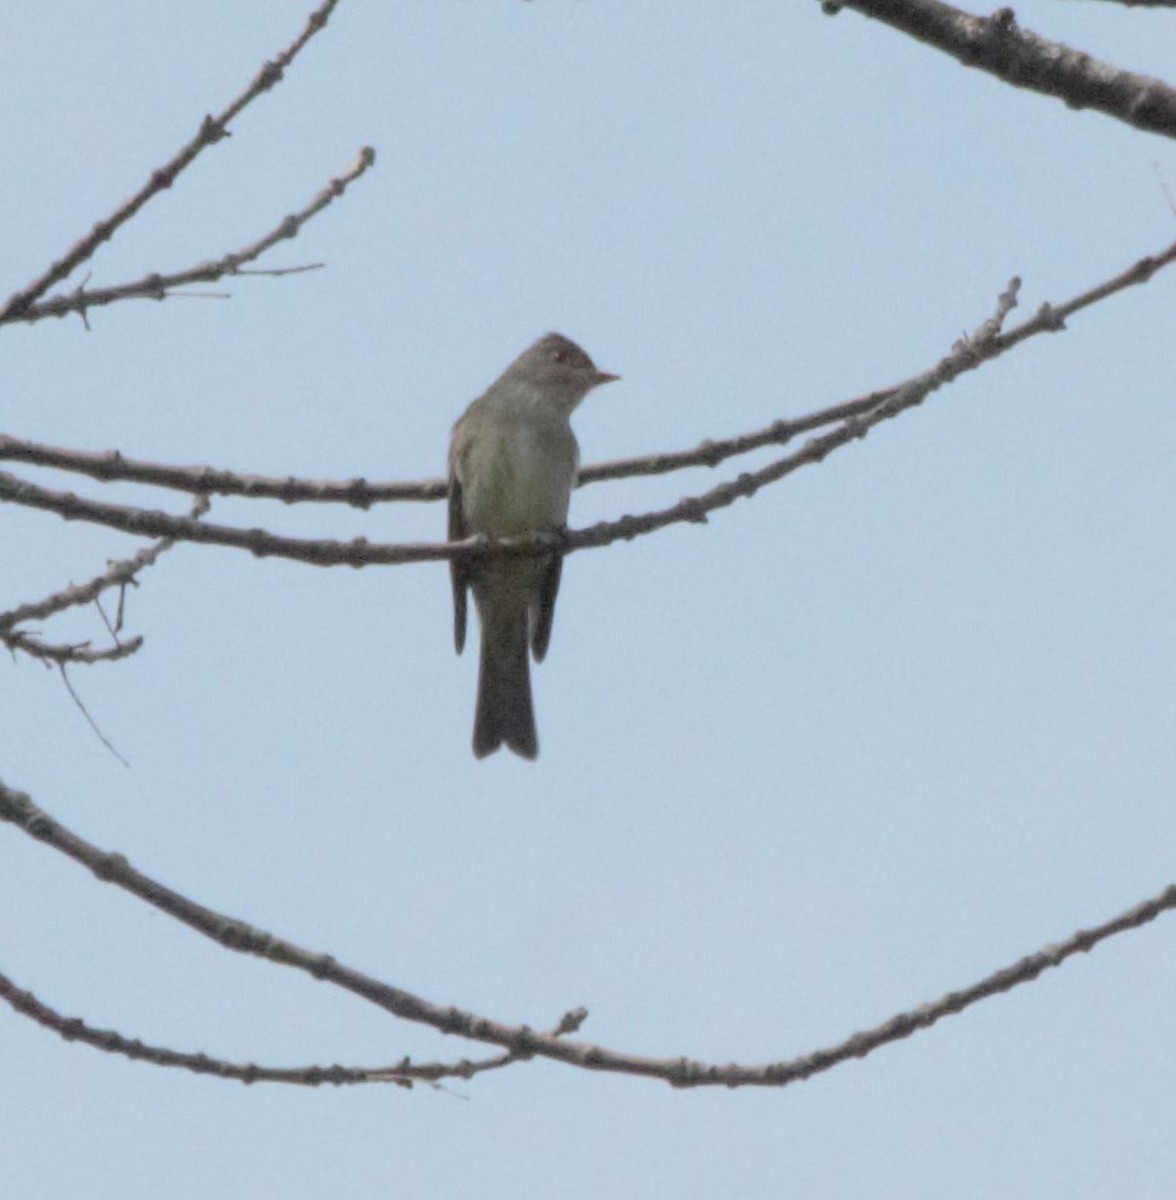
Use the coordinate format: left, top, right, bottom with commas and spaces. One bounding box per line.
591, 371, 620, 387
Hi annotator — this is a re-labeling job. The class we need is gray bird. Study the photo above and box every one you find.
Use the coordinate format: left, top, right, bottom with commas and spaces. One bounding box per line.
448, 333, 619, 759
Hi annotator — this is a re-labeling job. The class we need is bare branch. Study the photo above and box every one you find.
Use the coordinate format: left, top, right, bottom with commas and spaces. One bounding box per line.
0, 970, 584, 1089
2, 231, 1174, 567
0, 0, 342, 322
56, 666, 131, 767
0, 517, 196, 632
0, 472, 450, 565
6, 147, 375, 329
0, 495, 208, 669
0, 386, 893, 507
5, 214, 1174, 521
0, 437, 445, 507
1, 781, 1171, 1090
3, 632, 143, 667
825, 1, 1176, 140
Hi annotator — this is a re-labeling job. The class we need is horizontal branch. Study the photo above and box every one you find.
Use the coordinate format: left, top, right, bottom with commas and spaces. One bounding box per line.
0, 387, 896, 506
0, 436, 447, 507
827, 0, 1176, 140
1, 631, 143, 667
0, 471, 452, 566
0, 0, 341, 322
3, 780, 1172, 1090
4, 228, 1175, 567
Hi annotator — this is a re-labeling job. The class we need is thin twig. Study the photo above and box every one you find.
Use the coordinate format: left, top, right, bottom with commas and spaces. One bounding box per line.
7, 148, 373, 328
0, 493, 208, 670
0, 0, 342, 322
0, 970, 585, 1090
2, 495, 206, 668
56, 666, 130, 767
3, 631, 142, 667
0, 523, 187, 630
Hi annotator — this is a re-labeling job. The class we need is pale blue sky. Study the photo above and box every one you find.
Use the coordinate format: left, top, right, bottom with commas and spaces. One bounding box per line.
2, 3, 1175, 1197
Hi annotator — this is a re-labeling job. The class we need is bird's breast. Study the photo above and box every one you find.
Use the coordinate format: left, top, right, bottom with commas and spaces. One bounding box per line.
457, 416, 578, 536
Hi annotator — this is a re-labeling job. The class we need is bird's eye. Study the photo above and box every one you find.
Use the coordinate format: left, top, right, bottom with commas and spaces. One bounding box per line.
552, 348, 569, 364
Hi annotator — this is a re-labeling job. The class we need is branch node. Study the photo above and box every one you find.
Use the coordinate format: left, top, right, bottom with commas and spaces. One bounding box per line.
199, 114, 230, 144
346, 478, 374, 510
91, 851, 129, 882
439, 1006, 466, 1034
1034, 302, 1065, 332
668, 1057, 703, 1089
308, 953, 336, 980
255, 59, 285, 92
555, 1006, 589, 1036
990, 7, 1017, 34
26, 811, 56, 841
512, 1025, 537, 1060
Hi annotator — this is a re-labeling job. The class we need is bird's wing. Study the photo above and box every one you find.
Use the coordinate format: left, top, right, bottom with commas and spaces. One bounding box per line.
531, 550, 562, 663
448, 469, 469, 654
531, 431, 576, 662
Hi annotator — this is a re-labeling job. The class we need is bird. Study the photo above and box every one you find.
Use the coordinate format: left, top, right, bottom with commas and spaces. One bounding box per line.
448, 333, 619, 759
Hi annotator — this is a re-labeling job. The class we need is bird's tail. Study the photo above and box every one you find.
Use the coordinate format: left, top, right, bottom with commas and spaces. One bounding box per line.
474, 591, 537, 760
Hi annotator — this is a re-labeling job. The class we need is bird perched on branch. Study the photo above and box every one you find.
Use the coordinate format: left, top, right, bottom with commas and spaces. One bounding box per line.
448, 333, 619, 759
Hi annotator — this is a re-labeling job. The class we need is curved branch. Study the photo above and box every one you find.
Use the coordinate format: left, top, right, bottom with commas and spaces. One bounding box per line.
2, 781, 1172, 1090
826, 0, 1176, 140
0, 971, 584, 1090
0, 0, 342, 322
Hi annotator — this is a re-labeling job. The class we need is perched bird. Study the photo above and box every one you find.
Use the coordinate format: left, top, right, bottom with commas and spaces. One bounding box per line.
448, 333, 618, 759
